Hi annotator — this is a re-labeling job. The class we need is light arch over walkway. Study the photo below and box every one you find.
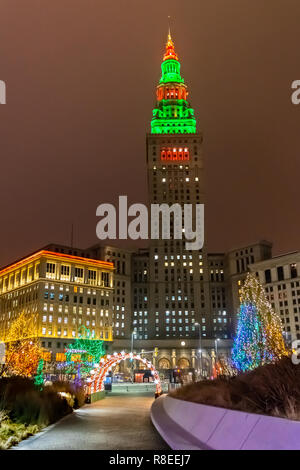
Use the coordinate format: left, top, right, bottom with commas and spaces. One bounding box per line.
90, 351, 162, 395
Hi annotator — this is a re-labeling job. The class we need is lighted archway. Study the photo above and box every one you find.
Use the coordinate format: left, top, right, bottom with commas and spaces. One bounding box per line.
177, 357, 190, 369
89, 352, 162, 396
158, 357, 171, 369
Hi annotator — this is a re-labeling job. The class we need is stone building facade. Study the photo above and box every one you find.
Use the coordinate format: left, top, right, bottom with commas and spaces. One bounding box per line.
0, 248, 114, 363
249, 251, 300, 345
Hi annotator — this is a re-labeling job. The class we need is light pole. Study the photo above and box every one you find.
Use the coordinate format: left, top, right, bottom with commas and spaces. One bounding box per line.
215, 338, 220, 359
131, 331, 135, 354
130, 331, 136, 383
195, 322, 202, 378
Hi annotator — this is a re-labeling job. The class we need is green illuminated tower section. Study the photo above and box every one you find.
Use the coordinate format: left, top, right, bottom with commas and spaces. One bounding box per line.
151, 31, 197, 134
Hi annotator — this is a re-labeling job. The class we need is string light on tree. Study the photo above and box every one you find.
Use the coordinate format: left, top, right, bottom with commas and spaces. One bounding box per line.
232, 273, 287, 372
34, 359, 44, 390
63, 326, 106, 379
3, 312, 42, 378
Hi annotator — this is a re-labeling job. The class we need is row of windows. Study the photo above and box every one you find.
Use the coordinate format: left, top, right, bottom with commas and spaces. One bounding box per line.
41, 327, 110, 339
43, 304, 109, 315
265, 264, 298, 283
46, 263, 111, 286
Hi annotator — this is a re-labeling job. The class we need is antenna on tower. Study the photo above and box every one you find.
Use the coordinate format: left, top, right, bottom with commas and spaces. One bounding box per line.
168, 15, 171, 39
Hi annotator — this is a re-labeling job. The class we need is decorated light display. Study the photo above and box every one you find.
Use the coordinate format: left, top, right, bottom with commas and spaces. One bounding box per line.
61, 326, 106, 379
65, 326, 105, 365
34, 358, 44, 389
3, 312, 42, 377
89, 352, 162, 396
232, 273, 287, 372
151, 30, 197, 134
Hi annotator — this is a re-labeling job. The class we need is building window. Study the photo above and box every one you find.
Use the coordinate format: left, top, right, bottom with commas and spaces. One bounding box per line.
265, 269, 271, 284
291, 264, 298, 279
277, 266, 284, 282
88, 270, 97, 284
46, 263, 56, 279
61, 265, 70, 280
74, 267, 84, 282
102, 272, 110, 287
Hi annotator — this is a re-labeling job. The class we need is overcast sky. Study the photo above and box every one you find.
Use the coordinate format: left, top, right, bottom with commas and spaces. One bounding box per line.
0, 0, 300, 266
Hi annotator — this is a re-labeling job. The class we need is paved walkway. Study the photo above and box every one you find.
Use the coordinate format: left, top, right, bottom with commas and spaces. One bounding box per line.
16, 394, 169, 450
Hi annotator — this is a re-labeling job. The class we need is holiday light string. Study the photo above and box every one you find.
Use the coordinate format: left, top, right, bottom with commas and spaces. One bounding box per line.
89, 351, 162, 396
232, 273, 287, 372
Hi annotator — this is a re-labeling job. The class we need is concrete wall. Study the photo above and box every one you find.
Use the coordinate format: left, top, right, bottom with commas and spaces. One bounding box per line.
151, 395, 300, 450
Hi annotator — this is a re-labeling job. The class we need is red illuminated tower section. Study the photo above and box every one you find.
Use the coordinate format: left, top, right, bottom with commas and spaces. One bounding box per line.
143, 31, 210, 345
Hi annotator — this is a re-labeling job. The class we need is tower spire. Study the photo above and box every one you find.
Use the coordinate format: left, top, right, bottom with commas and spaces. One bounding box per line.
163, 27, 178, 62
168, 15, 171, 41
151, 30, 197, 134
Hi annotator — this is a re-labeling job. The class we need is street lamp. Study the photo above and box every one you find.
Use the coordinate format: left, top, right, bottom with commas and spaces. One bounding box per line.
195, 322, 202, 377
215, 338, 220, 358
131, 331, 136, 354
130, 331, 136, 383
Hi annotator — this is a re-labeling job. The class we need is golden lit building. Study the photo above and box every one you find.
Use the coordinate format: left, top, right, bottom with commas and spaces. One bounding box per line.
0, 249, 114, 360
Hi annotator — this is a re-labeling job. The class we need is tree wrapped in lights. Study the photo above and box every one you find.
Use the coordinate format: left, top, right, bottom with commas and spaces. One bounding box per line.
34, 358, 45, 390
232, 273, 287, 372
65, 326, 105, 365
2, 312, 42, 377
61, 327, 105, 379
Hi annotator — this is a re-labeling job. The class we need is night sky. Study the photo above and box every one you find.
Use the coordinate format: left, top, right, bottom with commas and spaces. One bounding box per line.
0, 0, 300, 267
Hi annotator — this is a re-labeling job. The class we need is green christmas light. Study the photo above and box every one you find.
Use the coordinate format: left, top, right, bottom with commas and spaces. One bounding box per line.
160, 59, 184, 84
65, 326, 105, 366
34, 359, 44, 390
151, 32, 197, 135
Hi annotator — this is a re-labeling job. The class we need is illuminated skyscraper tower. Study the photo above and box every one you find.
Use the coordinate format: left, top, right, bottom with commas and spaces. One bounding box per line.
151, 31, 197, 135
144, 32, 209, 345
130, 31, 233, 373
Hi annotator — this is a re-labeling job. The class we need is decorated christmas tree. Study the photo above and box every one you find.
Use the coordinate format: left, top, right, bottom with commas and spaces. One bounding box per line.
232, 273, 287, 372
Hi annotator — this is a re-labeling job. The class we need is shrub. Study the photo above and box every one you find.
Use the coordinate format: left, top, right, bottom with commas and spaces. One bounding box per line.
170, 357, 300, 420
0, 376, 77, 448
0, 419, 40, 449
50, 381, 85, 409
0, 377, 73, 426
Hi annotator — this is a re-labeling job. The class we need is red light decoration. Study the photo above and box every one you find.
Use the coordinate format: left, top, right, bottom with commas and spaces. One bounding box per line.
89, 352, 162, 396
160, 147, 190, 161
163, 32, 178, 62
156, 84, 187, 101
